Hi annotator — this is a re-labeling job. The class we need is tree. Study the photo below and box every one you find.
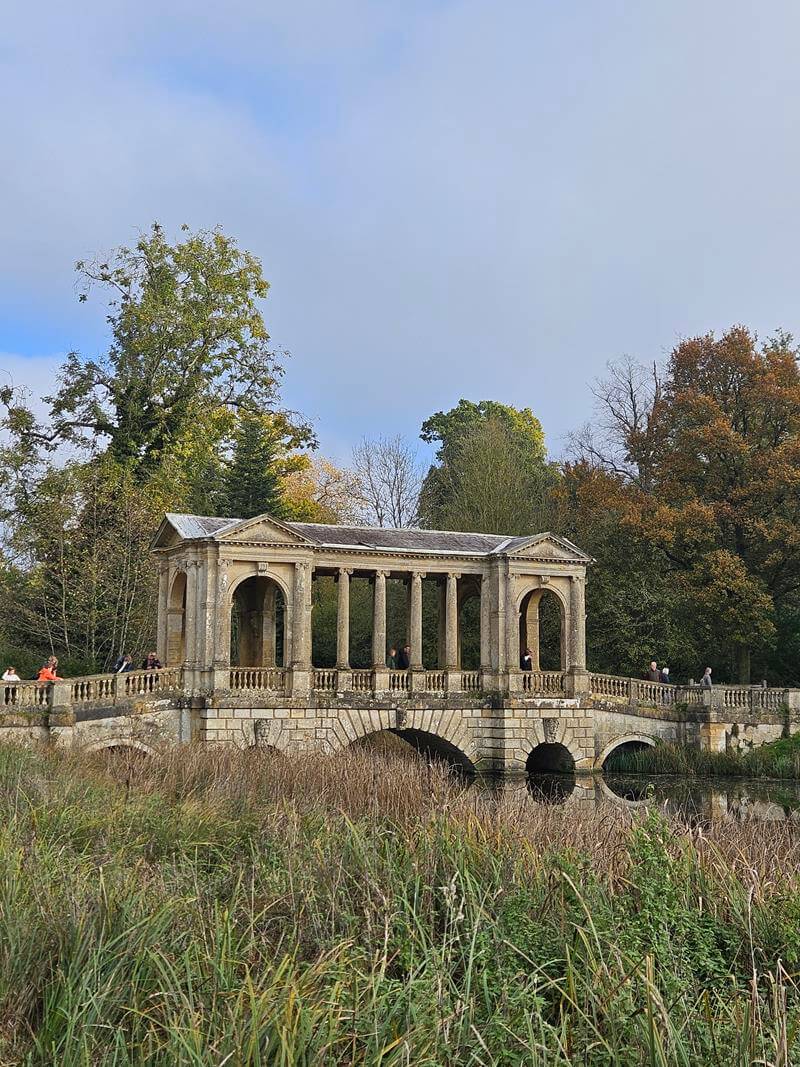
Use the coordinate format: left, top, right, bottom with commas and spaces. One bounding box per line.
223, 413, 287, 520
0, 223, 314, 481
572, 327, 800, 682
418, 400, 554, 534
352, 435, 422, 527
282, 457, 363, 524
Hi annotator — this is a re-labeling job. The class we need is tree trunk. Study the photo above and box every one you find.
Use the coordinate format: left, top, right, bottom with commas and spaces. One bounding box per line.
736, 645, 751, 684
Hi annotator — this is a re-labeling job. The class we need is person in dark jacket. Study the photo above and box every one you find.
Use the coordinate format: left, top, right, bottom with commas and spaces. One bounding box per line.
142, 652, 162, 670
386, 647, 397, 669
646, 661, 661, 682
520, 648, 533, 671
396, 645, 410, 670
701, 667, 713, 687
113, 654, 134, 673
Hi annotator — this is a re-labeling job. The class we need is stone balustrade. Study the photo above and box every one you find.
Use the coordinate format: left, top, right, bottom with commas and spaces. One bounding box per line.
2, 669, 182, 711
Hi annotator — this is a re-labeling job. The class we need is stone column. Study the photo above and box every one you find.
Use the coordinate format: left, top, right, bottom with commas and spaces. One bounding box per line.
156, 562, 169, 665
504, 568, 519, 678
445, 572, 459, 669
566, 574, 589, 698
336, 568, 351, 669
194, 556, 210, 671
291, 561, 312, 696
525, 590, 542, 672
372, 570, 388, 668
183, 560, 198, 667
479, 573, 490, 672
410, 571, 424, 670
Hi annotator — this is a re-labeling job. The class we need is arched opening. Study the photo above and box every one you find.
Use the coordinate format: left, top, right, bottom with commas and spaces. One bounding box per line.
519, 588, 564, 672
231, 575, 287, 667
526, 742, 575, 804
353, 729, 475, 777
167, 570, 187, 666
601, 738, 655, 773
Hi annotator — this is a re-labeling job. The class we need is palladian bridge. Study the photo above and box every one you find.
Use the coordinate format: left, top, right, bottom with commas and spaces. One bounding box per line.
3, 511, 800, 776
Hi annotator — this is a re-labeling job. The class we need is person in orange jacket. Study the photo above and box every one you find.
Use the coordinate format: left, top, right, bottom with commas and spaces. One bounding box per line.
37, 656, 63, 682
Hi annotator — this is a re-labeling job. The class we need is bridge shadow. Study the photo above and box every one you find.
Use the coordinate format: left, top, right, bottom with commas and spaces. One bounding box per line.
353, 730, 475, 777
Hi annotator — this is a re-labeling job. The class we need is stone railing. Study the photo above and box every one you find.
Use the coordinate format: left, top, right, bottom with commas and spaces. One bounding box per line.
2, 681, 52, 709
388, 670, 410, 693
590, 674, 675, 707
424, 671, 447, 692
229, 667, 287, 693
351, 669, 375, 693
312, 669, 338, 692
461, 671, 481, 692
3, 668, 183, 712
523, 671, 565, 695
718, 685, 788, 713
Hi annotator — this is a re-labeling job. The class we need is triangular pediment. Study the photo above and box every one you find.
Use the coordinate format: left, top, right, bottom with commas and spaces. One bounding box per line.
214, 513, 315, 546
500, 532, 594, 564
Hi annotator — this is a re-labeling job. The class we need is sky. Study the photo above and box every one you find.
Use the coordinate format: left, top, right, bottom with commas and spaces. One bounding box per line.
3, 1, 800, 462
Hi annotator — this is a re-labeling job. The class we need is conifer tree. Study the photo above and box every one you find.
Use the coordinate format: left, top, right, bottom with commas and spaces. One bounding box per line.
224, 413, 286, 519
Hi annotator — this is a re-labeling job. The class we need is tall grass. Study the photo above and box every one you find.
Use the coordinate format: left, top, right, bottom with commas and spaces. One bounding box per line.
0, 743, 799, 1064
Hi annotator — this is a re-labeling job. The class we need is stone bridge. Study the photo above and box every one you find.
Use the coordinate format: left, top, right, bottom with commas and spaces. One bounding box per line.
3, 510, 799, 775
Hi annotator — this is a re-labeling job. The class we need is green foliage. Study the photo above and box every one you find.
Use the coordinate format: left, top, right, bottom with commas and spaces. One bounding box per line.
606, 736, 800, 779
223, 412, 287, 520
419, 400, 556, 534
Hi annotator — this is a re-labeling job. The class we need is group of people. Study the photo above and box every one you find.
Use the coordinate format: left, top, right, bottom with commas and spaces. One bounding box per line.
646, 661, 714, 687
1, 651, 163, 685
2, 656, 63, 683
386, 645, 412, 669
112, 652, 163, 673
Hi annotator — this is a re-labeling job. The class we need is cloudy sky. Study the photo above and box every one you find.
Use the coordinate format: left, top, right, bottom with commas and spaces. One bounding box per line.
3, 1, 800, 460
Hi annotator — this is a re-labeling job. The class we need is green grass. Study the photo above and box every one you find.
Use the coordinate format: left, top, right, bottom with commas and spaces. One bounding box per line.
1, 743, 800, 1064
606, 732, 800, 779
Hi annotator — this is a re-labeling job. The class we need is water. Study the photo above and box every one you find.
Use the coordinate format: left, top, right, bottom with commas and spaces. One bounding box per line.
520, 772, 800, 821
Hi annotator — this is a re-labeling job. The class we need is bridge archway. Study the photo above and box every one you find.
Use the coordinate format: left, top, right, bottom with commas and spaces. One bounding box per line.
230, 574, 288, 667
167, 570, 187, 666
598, 735, 656, 771
83, 738, 156, 758
526, 741, 576, 803
354, 729, 475, 775
518, 587, 565, 671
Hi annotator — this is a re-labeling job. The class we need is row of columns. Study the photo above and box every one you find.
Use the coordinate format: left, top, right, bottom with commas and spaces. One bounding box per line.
157, 555, 587, 679
333, 567, 465, 670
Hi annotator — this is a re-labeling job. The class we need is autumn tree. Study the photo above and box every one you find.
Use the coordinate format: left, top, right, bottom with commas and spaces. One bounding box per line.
574, 327, 800, 682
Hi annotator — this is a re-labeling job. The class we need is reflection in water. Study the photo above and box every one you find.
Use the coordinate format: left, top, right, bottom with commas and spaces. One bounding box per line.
527, 772, 576, 805
601, 773, 800, 822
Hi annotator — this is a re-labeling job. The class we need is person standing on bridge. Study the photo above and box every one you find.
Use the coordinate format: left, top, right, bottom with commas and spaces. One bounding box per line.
520, 648, 533, 671
37, 657, 62, 682
701, 667, 713, 687
113, 654, 134, 673
646, 661, 661, 682
2, 667, 20, 682
386, 646, 397, 669
660, 665, 671, 684
142, 652, 162, 670
396, 645, 410, 670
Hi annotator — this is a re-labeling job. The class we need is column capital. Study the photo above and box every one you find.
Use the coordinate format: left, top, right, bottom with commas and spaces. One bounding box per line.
411, 569, 426, 580
337, 566, 353, 578
447, 571, 460, 581
374, 569, 390, 579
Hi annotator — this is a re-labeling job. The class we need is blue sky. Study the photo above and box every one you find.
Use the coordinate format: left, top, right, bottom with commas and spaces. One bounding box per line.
3, 1, 800, 461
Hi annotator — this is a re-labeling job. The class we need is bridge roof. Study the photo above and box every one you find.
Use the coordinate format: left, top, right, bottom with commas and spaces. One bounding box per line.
157, 512, 592, 562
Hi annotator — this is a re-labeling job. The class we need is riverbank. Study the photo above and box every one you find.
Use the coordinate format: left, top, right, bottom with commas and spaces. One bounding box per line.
606, 733, 800, 779
2, 743, 800, 1064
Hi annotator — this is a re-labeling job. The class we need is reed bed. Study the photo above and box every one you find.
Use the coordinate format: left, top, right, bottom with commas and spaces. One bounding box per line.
0, 743, 800, 1065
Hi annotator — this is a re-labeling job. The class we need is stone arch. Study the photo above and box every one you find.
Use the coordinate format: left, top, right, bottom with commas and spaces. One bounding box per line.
166, 569, 187, 666
327, 706, 477, 767
526, 741, 575, 774
596, 734, 656, 771
596, 775, 652, 808
517, 584, 567, 671
511, 719, 591, 773
82, 737, 157, 757
230, 574, 289, 668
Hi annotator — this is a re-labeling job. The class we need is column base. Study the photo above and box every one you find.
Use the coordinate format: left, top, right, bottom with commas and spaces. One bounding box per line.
565, 668, 590, 698
290, 668, 310, 699
372, 667, 389, 694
